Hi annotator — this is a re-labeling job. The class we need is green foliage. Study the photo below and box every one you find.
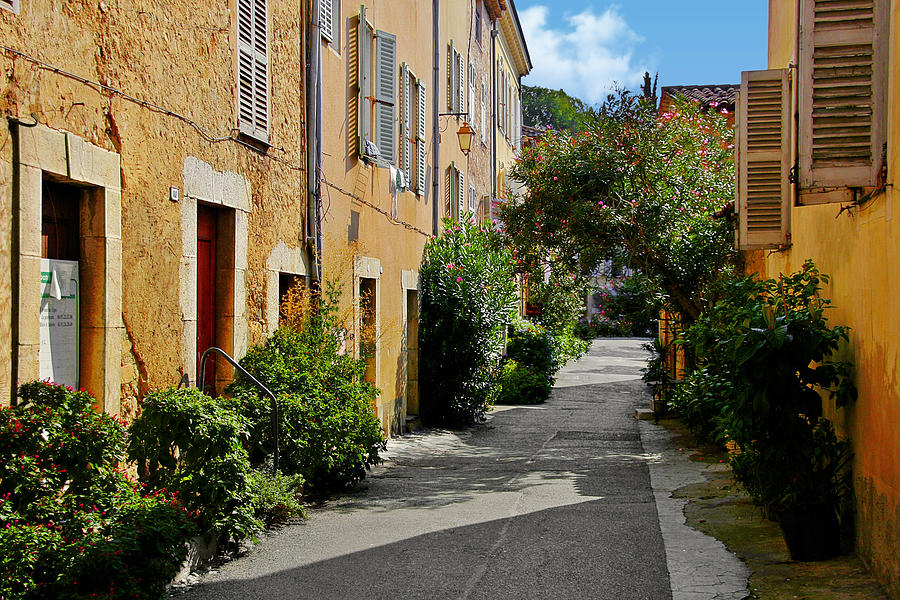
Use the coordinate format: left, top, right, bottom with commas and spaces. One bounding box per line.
127, 387, 261, 543
549, 330, 590, 364
523, 268, 588, 334
668, 366, 736, 444
248, 468, 305, 526
496, 360, 553, 405
593, 274, 660, 336
504, 91, 736, 324
0, 382, 193, 600
507, 318, 558, 375
522, 85, 592, 132
680, 261, 856, 511
419, 218, 519, 426
230, 283, 386, 492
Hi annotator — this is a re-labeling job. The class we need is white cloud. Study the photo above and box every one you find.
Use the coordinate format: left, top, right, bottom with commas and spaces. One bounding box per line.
519, 4, 650, 105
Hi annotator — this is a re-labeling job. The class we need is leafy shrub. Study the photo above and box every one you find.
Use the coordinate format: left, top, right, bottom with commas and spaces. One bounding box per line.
496, 360, 553, 405
593, 274, 659, 337
230, 283, 386, 492
419, 218, 518, 426
507, 318, 557, 375
668, 366, 736, 444
549, 329, 590, 365
0, 382, 193, 600
127, 387, 261, 544
248, 468, 305, 527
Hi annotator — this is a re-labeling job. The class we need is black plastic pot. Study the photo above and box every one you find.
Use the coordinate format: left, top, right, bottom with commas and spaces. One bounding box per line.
777, 504, 841, 561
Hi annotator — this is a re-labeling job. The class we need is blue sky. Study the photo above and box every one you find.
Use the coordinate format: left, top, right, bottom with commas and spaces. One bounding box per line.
514, 1, 768, 105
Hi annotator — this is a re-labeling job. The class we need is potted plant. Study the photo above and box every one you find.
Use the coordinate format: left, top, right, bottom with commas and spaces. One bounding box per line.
720, 261, 856, 561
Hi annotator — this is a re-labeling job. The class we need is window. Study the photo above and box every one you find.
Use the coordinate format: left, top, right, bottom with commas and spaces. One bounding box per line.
444, 163, 465, 220
400, 64, 427, 194
480, 79, 487, 144
448, 41, 466, 114
799, 0, 887, 190
736, 69, 792, 249
469, 62, 477, 134
320, 0, 339, 45
357, 6, 397, 163
237, 0, 269, 143
475, 5, 482, 45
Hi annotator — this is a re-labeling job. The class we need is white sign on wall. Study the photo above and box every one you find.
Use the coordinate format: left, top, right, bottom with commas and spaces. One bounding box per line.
39, 259, 79, 388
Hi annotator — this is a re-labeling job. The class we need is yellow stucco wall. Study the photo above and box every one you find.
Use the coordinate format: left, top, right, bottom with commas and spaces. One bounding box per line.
760, 1, 900, 595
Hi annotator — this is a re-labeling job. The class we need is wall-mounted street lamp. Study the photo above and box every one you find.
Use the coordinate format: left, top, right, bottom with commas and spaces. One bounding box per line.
439, 112, 474, 156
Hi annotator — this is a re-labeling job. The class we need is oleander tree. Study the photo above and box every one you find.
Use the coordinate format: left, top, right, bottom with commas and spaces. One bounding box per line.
500, 91, 736, 325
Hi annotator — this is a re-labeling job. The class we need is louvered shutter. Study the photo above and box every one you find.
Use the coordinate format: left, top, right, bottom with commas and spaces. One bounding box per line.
358, 6, 371, 157
480, 81, 486, 142
374, 30, 397, 163
457, 52, 466, 116
400, 63, 411, 182
738, 69, 792, 249
457, 169, 465, 219
320, 0, 333, 42
416, 80, 427, 195
469, 63, 476, 131
238, 0, 268, 142
448, 42, 456, 111
799, 0, 887, 188
444, 165, 452, 218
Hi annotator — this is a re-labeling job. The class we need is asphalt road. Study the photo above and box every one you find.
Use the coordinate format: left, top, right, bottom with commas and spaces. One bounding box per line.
175, 338, 674, 600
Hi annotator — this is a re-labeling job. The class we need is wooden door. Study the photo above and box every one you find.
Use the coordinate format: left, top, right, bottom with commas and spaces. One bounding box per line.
197, 206, 217, 392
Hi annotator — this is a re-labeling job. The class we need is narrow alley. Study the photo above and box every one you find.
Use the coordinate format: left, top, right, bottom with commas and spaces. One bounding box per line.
175, 339, 748, 600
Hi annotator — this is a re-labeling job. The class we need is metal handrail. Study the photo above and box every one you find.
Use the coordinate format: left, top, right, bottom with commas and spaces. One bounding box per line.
199, 347, 279, 472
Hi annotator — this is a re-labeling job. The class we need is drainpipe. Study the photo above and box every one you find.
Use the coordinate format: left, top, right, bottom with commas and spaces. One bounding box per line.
490, 20, 498, 202
306, 0, 323, 282
431, 0, 440, 236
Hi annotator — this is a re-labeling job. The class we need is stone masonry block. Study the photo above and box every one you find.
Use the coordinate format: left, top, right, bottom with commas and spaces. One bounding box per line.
66, 133, 94, 184
103, 188, 122, 239
18, 165, 42, 257
17, 255, 41, 345
180, 257, 197, 321
234, 210, 248, 270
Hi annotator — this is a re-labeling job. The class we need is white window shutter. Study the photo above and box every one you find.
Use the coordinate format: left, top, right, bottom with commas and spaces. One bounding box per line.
416, 79, 427, 195
457, 52, 465, 117
480, 80, 486, 143
374, 30, 397, 163
358, 6, 371, 157
799, 0, 887, 188
738, 69, 792, 250
400, 63, 411, 182
445, 165, 453, 218
238, 0, 268, 142
320, 0, 333, 42
448, 42, 456, 112
469, 63, 476, 131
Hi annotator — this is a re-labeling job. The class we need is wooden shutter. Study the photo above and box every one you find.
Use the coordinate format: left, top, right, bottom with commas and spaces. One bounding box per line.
400, 63, 411, 181
358, 6, 371, 156
457, 52, 466, 117
448, 41, 456, 112
320, 0, 333, 42
469, 63, 476, 131
457, 169, 465, 219
444, 165, 452, 218
416, 80, 427, 195
374, 30, 396, 163
738, 69, 792, 249
480, 81, 486, 143
799, 0, 887, 188
237, 0, 268, 142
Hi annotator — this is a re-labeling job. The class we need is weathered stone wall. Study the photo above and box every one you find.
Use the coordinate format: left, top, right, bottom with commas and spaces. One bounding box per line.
0, 0, 307, 410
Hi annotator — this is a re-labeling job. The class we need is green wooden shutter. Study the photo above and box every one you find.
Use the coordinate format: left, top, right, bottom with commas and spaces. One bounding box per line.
358, 5, 371, 157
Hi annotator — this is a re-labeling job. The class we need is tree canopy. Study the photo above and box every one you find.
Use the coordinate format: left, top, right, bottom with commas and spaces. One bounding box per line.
500, 91, 736, 323
521, 85, 592, 132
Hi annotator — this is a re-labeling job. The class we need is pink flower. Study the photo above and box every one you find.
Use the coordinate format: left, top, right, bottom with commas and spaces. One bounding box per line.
456, 277, 462, 282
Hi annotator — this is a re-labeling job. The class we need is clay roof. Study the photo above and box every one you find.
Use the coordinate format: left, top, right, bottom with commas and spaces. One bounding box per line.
484, 0, 507, 20
658, 84, 739, 113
